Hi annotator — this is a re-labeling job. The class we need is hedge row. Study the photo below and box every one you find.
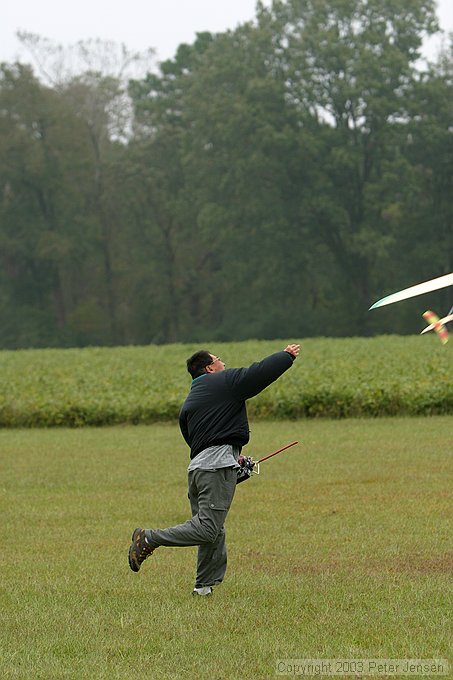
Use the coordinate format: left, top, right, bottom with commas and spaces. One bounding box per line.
0, 336, 452, 427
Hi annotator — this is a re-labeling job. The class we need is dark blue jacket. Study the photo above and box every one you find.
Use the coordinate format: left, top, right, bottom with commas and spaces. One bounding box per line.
179, 351, 295, 458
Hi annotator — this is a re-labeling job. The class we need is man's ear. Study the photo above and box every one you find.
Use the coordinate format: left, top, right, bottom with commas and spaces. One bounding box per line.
205, 364, 214, 373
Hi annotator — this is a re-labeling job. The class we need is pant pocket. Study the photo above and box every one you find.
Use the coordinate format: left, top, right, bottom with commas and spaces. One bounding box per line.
208, 467, 236, 510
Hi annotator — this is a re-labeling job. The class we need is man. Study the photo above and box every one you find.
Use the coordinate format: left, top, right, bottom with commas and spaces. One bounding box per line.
128, 343, 300, 596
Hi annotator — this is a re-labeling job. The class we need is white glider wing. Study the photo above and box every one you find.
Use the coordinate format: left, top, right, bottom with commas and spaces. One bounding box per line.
369, 273, 453, 310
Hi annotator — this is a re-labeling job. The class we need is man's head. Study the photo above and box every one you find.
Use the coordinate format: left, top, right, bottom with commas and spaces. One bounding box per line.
186, 350, 226, 378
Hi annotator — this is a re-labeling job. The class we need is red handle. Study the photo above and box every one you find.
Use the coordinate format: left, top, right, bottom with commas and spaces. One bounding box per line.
256, 440, 299, 464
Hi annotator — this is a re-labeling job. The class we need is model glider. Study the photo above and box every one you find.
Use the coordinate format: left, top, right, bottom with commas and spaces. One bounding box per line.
420, 310, 453, 344
369, 273, 453, 310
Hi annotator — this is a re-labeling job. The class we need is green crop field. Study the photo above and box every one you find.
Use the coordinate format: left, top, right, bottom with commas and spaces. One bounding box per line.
0, 336, 452, 427
1, 418, 452, 679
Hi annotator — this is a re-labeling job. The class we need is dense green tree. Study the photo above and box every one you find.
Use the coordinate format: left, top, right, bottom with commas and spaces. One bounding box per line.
254, 0, 440, 333
0, 64, 93, 346
0, 64, 130, 347
128, 27, 328, 341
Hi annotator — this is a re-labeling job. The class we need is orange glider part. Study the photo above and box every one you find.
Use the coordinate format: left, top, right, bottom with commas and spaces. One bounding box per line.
422, 310, 449, 345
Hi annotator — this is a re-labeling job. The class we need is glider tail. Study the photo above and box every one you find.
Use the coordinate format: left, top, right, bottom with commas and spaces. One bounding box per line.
421, 310, 449, 344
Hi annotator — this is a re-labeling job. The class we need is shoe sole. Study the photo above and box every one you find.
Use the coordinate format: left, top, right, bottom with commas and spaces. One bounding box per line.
128, 528, 142, 572
192, 588, 213, 596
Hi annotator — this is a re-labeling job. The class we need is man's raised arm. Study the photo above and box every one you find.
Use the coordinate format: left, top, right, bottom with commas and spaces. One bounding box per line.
227, 343, 300, 400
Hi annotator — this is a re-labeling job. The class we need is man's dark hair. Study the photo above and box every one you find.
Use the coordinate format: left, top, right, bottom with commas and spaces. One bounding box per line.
186, 350, 213, 379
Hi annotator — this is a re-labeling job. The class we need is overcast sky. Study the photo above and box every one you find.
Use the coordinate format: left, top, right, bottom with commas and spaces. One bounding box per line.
2, 0, 452, 68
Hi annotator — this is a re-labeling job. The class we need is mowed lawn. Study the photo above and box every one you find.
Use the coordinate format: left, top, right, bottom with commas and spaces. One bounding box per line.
1, 417, 452, 679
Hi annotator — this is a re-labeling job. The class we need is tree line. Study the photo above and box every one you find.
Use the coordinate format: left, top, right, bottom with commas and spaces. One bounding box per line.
0, 0, 452, 349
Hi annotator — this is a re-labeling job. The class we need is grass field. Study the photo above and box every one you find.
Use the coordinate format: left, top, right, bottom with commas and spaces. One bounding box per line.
1, 417, 452, 679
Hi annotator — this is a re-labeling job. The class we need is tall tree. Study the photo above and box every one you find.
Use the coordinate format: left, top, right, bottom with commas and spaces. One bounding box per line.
0, 64, 94, 346
256, 0, 439, 333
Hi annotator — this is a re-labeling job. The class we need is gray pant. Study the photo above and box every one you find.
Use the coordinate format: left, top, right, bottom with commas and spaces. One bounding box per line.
146, 467, 237, 588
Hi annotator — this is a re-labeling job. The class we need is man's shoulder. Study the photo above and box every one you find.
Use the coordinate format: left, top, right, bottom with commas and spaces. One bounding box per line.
185, 371, 229, 396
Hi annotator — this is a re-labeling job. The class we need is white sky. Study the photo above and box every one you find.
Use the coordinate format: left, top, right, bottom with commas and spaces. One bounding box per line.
2, 0, 452, 68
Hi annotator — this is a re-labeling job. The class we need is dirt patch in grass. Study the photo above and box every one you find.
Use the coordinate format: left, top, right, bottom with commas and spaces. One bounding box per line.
240, 550, 453, 577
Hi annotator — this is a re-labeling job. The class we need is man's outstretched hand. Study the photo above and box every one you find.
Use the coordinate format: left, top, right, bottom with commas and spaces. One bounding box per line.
284, 343, 300, 358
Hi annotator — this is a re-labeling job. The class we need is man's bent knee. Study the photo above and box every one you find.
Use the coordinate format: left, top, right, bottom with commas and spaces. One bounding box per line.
199, 517, 225, 544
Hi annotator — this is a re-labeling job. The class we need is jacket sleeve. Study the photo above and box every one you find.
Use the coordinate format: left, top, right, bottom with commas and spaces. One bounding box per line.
179, 407, 190, 445
227, 351, 295, 400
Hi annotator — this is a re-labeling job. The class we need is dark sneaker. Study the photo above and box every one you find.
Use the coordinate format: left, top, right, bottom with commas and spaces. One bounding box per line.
128, 528, 154, 572
192, 586, 213, 596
